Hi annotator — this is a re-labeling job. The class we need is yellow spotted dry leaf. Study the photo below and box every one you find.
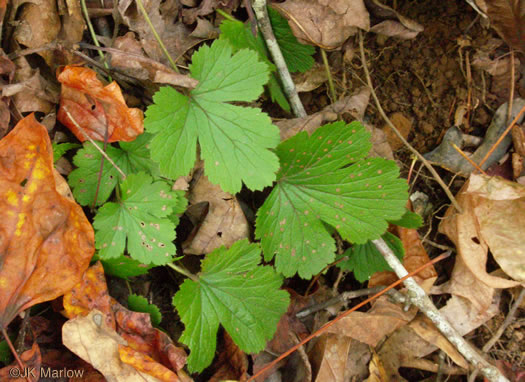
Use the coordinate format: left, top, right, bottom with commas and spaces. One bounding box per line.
0, 114, 94, 329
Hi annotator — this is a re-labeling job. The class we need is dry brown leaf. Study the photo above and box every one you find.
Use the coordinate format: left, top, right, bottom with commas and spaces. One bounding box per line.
62, 310, 162, 382
432, 254, 495, 312
274, 0, 369, 49
410, 315, 468, 369
309, 333, 352, 382
485, 0, 525, 53
7, 58, 58, 114
209, 332, 248, 382
111, 32, 198, 89
377, 291, 500, 380
366, 0, 424, 39
0, 114, 94, 329
324, 296, 417, 346
293, 64, 328, 93
182, 165, 249, 255
118, 0, 203, 66
381, 113, 412, 151
440, 174, 525, 286
277, 87, 370, 141
12, 0, 60, 66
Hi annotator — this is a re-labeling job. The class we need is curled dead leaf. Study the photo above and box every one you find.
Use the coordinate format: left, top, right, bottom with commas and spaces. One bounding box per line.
440, 174, 525, 286
57, 66, 144, 142
273, 0, 369, 49
0, 114, 94, 329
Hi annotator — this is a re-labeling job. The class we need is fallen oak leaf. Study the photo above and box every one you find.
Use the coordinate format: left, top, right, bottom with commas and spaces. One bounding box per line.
0, 114, 94, 330
57, 66, 144, 143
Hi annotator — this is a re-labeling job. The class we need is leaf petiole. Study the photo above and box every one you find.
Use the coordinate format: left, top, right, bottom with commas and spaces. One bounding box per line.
166, 262, 198, 282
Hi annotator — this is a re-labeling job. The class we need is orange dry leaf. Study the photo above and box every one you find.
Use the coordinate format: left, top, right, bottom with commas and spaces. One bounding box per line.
0, 114, 94, 329
57, 66, 144, 142
63, 263, 187, 381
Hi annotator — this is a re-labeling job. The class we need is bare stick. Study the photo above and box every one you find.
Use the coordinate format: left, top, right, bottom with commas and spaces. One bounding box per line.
358, 31, 462, 213
62, 107, 127, 180
247, 251, 450, 381
372, 238, 508, 382
252, 0, 306, 117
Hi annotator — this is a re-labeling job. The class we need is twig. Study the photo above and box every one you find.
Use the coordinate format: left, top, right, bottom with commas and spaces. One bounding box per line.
252, 0, 306, 117
135, 0, 179, 73
411, 69, 438, 108
467, 288, 525, 382
372, 238, 508, 382
358, 31, 462, 213
247, 251, 450, 381
478, 104, 525, 168
1, 327, 31, 382
321, 49, 337, 102
80, 0, 111, 81
62, 107, 127, 180
451, 143, 487, 175
296, 286, 407, 318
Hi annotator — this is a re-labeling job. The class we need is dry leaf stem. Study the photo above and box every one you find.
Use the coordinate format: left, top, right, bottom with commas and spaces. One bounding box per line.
372, 238, 508, 382
358, 31, 462, 213
252, 0, 306, 117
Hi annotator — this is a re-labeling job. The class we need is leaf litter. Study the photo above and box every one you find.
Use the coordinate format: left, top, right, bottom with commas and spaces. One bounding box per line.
0, 0, 525, 380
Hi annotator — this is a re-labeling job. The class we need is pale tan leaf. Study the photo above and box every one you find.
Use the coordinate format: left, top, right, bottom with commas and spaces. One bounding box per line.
182, 165, 249, 255
62, 310, 161, 382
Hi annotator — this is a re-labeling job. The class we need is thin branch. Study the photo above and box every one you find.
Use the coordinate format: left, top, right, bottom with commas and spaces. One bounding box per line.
247, 251, 450, 381
358, 31, 462, 213
372, 238, 508, 382
252, 0, 306, 117
1, 327, 31, 382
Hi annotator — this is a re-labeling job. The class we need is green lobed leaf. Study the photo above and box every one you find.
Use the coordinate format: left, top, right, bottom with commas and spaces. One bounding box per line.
255, 121, 409, 278
93, 172, 186, 265
52, 142, 80, 163
145, 40, 280, 194
127, 294, 162, 326
336, 232, 404, 282
389, 209, 423, 229
95, 253, 154, 279
219, 18, 290, 112
172, 239, 289, 373
268, 7, 315, 73
68, 133, 158, 206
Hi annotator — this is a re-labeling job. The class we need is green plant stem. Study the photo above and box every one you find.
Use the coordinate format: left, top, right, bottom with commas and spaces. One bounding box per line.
166, 262, 198, 282
80, 0, 112, 81
216, 8, 237, 21
135, 0, 179, 73
321, 49, 336, 102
